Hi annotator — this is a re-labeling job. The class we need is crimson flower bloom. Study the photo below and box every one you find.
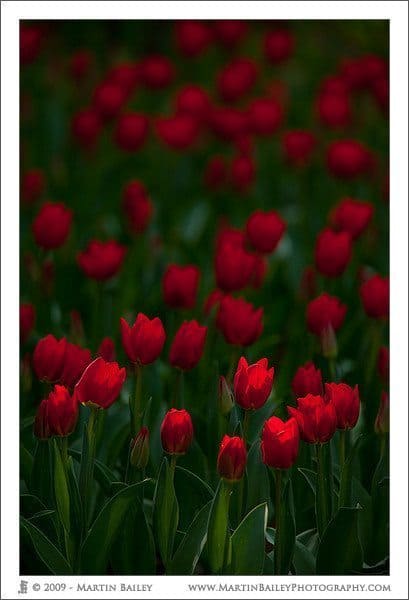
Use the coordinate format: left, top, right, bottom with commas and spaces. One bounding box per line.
306, 293, 347, 337
377, 346, 389, 382
162, 264, 200, 309
161, 408, 193, 455
316, 91, 351, 128
20, 303, 35, 344
78, 240, 127, 281
326, 139, 373, 179
203, 289, 225, 316
216, 295, 263, 347
282, 130, 316, 167
122, 180, 153, 234
74, 357, 126, 410
60, 342, 92, 389
174, 85, 211, 122
374, 391, 389, 435
106, 62, 139, 95
175, 21, 212, 57
34, 385, 79, 439
246, 209, 286, 254
139, 55, 174, 88
314, 228, 352, 278
217, 58, 257, 103
209, 106, 249, 142
325, 382, 360, 430
20, 25, 43, 65
204, 156, 228, 190
120, 313, 166, 365
264, 29, 294, 64
248, 98, 283, 136
32, 202, 73, 250
261, 416, 299, 469
230, 154, 256, 192
114, 113, 149, 152
292, 362, 323, 397
92, 82, 126, 120
329, 197, 374, 239
155, 114, 200, 150
340, 54, 387, 91
68, 50, 93, 82
213, 20, 248, 48
169, 320, 207, 371
214, 229, 254, 292
22, 169, 45, 204
98, 337, 116, 362
360, 274, 389, 319
71, 108, 102, 149
217, 435, 247, 481
33, 335, 67, 382
233, 357, 274, 410
288, 394, 337, 444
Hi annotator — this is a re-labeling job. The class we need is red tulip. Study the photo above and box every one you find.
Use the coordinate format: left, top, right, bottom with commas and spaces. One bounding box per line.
216, 295, 263, 347
316, 91, 351, 128
251, 254, 268, 289
22, 169, 45, 204
213, 20, 247, 48
217, 435, 247, 481
71, 108, 102, 149
217, 58, 257, 103
106, 62, 139, 95
20, 303, 35, 344
340, 54, 387, 91
325, 383, 360, 430
377, 346, 389, 382
329, 197, 374, 239
326, 139, 373, 179
98, 337, 116, 362
68, 50, 93, 82
374, 391, 389, 435
175, 21, 212, 57
230, 154, 255, 192
33, 335, 67, 383
261, 416, 299, 469
234, 357, 274, 410
371, 76, 389, 114
93, 82, 126, 120
120, 313, 166, 365
264, 29, 294, 64
174, 85, 211, 122
155, 114, 200, 150
74, 357, 126, 410
162, 264, 200, 309
292, 362, 323, 397
114, 113, 149, 152
169, 320, 207, 371
32, 202, 72, 250
306, 293, 347, 337
20, 25, 43, 65
360, 274, 389, 319
78, 240, 127, 281
122, 180, 153, 234
203, 289, 225, 316
161, 408, 193, 455
314, 228, 352, 278
288, 394, 337, 444
139, 55, 174, 88
282, 130, 316, 167
246, 209, 286, 254
58, 342, 91, 389
214, 229, 254, 292
248, 98, 283, 136
210, 106, 249, 142
34, 385, 78, 439
204, 156, 228, 190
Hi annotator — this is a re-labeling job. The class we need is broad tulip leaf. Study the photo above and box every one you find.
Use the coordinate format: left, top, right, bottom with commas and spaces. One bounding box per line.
339, 435, 364, 508
69, 448, 117, 495
278, 478, 296, 575
80, 481, 146, 574
246, 440, 271, 513
316, 507, 363, 574
231, 503, 268, 575
206, 480, 232, 575
53, 440, 70, 533
20, 445, 34, 486
293, 540, 316, 574
30, 441, 53, 506
21, 517, 72, 575
152, 457, 179, 570
169, 501, 212, 574
174, 465, 213, 532
298, 468, 316, 495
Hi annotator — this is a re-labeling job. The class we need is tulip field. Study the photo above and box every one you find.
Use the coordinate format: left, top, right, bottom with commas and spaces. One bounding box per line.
20, 19, 389, 577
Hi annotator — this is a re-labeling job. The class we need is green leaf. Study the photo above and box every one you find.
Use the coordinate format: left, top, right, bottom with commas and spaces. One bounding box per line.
279, 478, 296, 575
21, 517, 72, 575
316, 508, 363, 574
80, 481, 146, 574
293, 540, 316, 574
69, 448, 117, 495
245, 440, 271, 513
152, 458, 179, 570
339, 435, 364, 508
20, 445, 34, 486
169, 501, 212, 574
207, 479, 232, 575
298, 468, 316, 495
297, 529, 319, 555
30, 441, 53, 506
53, 441, 70, 533
231, 503, 267, 575
174, 465, 213, 532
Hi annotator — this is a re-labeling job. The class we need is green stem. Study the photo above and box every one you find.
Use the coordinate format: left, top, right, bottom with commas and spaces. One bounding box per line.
222, 480, 233, 572
242, 410, 250, 446
274, 469, 283, 575
316, 443, 329, 538
79, 406, 99, 529
170, 454, 177, 481
176, 369, 185, 409
132, 363, 143, 435
339, 429, 346, 469
329, 357, 337, 382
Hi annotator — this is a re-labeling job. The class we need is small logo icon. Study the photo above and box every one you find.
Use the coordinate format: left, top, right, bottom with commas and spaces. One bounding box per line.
18, 580, 28, 594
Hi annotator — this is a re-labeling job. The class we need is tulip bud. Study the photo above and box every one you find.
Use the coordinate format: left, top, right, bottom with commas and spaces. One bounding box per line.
321, 324, 338, 359
218, 376, 234, 416
374, 391, 389, 435
160, 408, 193, 455
233, 356, 274, 410
217, 435, 247, 482
130, 426, 150, 469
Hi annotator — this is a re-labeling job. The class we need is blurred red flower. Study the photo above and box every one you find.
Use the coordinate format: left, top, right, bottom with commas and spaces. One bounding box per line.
161, 408, 194, 455
33, 334, 67, 383
248, 98, 283, 136
74, 357, 126, 409
21, 169, 45, 204
325, 382, 360, 430
60, 342, 92, 389
217, 295, 263, 346
69, 50, 93, 82
175, 21, 212, 57
215, 228, 254, 292
213, 20, 248, 48
261, 416, 299, 469
155, 114, 200, 150
314, 228, 352, 278
98, 337, 116, 362
169, 320, 207, 370
306, 293, 347, 336
162, 264, 200, 309
329, 197, 373, 239
78, 240, 127, 281
292, 362, 323, 397
377, 346, 389, 383
288, 394, 337, 444
71, 108, 102, 149
139, 55, 174, 88
93, 82, 127, 120
282, 130, 316, 167
20, 303, 36, 344
209, 106, 249, 141
230, 154, 256, 192
246, 209, 286, 254
264, 29, 294, 64
203, 289, 225, 316
175, 84, 211, 122
217, 58, 258, 103
120, 313, 166, 365
217, 435, 247, 481
20, 25, 43, 65
326, 139, 373, 179
360, 274, 389, 318
204, 155, 228, 190
32, 202, 72, 250
114, 113, 149, 152
122, 180, 153, 234
234, 356, 274, 410
34, 385, 78, 439
106, 62, 139, 95
316, 91, 351, 128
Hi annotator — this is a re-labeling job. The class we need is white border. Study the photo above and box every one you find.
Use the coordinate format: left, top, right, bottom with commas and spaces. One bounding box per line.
2, 2, 408, 599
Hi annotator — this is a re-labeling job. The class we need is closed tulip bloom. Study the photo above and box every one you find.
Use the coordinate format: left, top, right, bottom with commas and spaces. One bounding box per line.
203, 289, 225, 316
288, 394, 337, 444
33, 334, 67, 382
360, 274, 389, 318
32, 202, 73, 250
60, 342, 92, 389
315, 228, 352, 278
169, 320, 207, 370
106, 62, 139, 95
78, 240, 127, 281
217, 435, 247, 481
130, 426, 150, 469
246, 209, 286, 254
248, 98, 283, 136
230, 154, 255, 192
161, 408, 193, 455
155, 114, 200, 150
20, 24, 43, 65
282, 130, 316, 167
22, 169, 45, 204
326, 139, 373, 179
139, 55, 174, 88
69, 49, 93, 82
261, 416, 299, 469
316, 91, 351, 128
71, 108, 102, 149
329, 197, 374, 239
20, 303, 35, 344
93, 82, 126, 120
162, 264, 200, 309
34, 385, 79, 438
74, 357, 126, 410
98, 337, 116, 362
114, 113, 149, 152
217, 58, 257, 103
292, 362, 323, 397
325, 382, 360, 430
377, 346, 389, 382
175, 21, 212, 57
234, 357, 274, 410
120, 313, 166, 365
122, 180, 153, 234
175, 85, 211, 122
213, 21, 247, 48
215, 234, 254, 292
264, 29, 294, 64
306, 293, 347, 336
217, 295, 263, 347
374, 391, 389, 435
